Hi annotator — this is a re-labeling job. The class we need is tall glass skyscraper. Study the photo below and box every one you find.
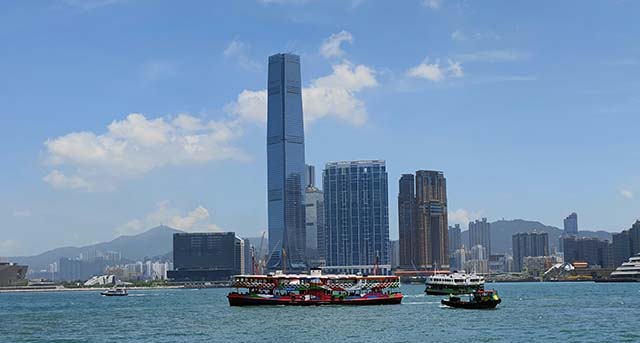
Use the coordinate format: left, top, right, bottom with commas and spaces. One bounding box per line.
323, 160, 390, 267
266, 53, 307, 271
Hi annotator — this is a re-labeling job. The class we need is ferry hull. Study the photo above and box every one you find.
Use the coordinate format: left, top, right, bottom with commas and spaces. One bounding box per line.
228, 293, 403, 306
441, 298, 500, 309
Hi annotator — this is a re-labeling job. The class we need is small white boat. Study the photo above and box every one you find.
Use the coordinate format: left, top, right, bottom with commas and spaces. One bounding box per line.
100, 286, 128, 296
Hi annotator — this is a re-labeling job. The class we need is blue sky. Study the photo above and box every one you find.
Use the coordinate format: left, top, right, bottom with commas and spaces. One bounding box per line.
1, 0, 639, 256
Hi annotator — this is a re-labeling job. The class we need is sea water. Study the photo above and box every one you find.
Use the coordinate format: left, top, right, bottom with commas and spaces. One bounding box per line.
1, 282, 638, 342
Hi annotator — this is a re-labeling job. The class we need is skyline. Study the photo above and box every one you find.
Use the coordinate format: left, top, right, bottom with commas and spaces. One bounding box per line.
2, 0, 640, 256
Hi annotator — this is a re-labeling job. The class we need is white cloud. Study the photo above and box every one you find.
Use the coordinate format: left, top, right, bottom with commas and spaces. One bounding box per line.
456, 50, 529, 63
451, 30, 465, 41
422, 0, 442, 9
447, 59, 464, 77
320, 31, 353, 58
226, 61, 377, 126
223, 40, 261, 70
621, 189, 633, 199
406, 60, 444, 81
0, 240, 19, 256
43, 170, 104, 192
407, 58, 464, 81
225, 90, 268, 123
115, 202, 223, 235
449, 209, 485, 228
43, 113, 246, 191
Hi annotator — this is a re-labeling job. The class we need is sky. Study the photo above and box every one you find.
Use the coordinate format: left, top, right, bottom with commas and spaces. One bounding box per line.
1, 0, 639, 256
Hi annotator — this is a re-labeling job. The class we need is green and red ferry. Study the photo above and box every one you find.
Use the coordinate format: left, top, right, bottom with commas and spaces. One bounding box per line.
227, 270, 403, 306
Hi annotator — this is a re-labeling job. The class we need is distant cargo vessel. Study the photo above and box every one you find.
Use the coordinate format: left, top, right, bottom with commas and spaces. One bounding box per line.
425, 272, 485, 295
227, 270, 403, 306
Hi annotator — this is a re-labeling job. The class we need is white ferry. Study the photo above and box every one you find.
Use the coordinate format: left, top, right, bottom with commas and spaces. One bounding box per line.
425, 272, 485, 295
608, 254, 640, 282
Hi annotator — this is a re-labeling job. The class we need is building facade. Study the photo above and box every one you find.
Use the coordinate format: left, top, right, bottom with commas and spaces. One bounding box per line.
324, 160, 390, 267
512, 232, 549, 272
611, 220, 640, 267
448, 224, 462, 256
305, 185, 324, 263
562, 236, 613, 268
469, 218, 491, 257
266, 53, 307, 271
415, 170, 449, 267
168, 232, 248, 281
398, 174, 416, 268
564, 212, 578, 234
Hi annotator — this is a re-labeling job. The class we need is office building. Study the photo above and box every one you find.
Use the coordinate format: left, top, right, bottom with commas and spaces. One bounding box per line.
324, 160, 390, 267
450, 247, 467, 272
613, 230, 631, 267
564, 212, 578, 234
168, 232, 248, 281
469, 218, 491, 257
415, 170, 449, 267
266, 53, 307, 271
305, 164, 316, 188
512, 232, 549, 272
470, 244, 487, 261
305, 184, 324, 262
611, 220, 640, 267
562, 236, 613, 268
448, 224, 462, 255
390, 240, 400, 269
398, 174, 416, 267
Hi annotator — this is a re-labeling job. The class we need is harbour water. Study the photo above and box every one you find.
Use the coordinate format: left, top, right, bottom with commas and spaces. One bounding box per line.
1, 282, 638, 342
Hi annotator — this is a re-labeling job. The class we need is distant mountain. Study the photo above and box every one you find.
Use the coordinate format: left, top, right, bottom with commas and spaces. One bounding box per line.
10, 225, 183, 272
461, 219, 613, 255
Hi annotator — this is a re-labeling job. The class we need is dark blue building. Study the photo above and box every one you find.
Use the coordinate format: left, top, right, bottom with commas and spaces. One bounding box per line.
266, 53, 307, 271
168, 232, 248, 282
323, 160, 390, 267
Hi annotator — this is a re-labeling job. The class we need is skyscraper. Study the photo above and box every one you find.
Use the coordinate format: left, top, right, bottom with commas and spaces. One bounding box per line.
562, 236, 613, 267
324, 160, 390, 267
469, 218, 491, 257
305, 164, 316, 188
448, 224, 462, 255
304, 184, 324, 263
398, 174, 416, 268
266, 53, 306, 271
564, 212, 578, 234
512, 232, 549, 272
415, 170, 449, 267
611, 220, 640, 267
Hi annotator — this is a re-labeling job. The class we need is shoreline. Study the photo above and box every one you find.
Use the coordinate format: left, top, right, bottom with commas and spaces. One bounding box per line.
0, 285, 184, 294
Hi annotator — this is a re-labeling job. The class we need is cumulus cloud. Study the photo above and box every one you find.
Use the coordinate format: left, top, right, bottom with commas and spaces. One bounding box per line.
320, 31, 353, 58
226, 61, 377, 126
621, 189, 633, 199
115, 201, 223, 235
448, 209, 485, 228
422, 0, 442, 9
223, 40, 261, 70
406, 58, 463, 81
43, 113, 246, 191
